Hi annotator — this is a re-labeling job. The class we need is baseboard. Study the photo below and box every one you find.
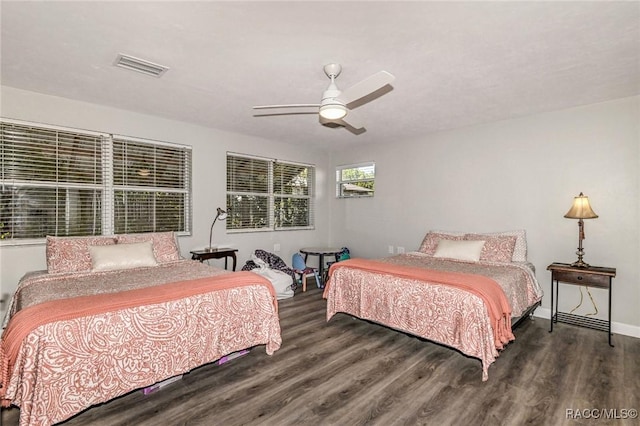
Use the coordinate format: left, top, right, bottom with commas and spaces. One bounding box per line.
533, 307, 640, 339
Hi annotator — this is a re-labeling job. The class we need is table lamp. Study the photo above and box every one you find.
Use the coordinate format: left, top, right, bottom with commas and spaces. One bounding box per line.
206, 207, 228, 252
564, 192, 598, 268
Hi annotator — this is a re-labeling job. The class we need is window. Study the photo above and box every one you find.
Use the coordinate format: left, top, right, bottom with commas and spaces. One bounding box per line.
112, 136, 191, 234
336, 162, 375, 198
0, 119, 192, 243
226, 153, 314, 232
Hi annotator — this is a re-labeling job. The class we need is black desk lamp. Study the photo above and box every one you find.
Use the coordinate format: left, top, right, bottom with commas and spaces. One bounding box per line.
206, 207, 228, 252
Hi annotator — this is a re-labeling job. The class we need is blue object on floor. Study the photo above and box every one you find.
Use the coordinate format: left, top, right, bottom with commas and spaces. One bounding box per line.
292, 252, 321, 291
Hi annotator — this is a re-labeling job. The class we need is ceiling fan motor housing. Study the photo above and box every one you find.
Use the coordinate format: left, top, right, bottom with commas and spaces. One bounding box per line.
320, 86, 347, 119
320, 64, 347, 119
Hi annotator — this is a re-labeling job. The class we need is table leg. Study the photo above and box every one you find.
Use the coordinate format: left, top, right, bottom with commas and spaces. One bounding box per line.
549, 278, 554, 332
318, 254, 325, 287
554, 279, 559, 323
609, 279, 614, 347
231, 253, 237, 271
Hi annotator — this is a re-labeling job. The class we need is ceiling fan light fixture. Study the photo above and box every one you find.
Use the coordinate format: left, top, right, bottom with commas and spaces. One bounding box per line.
319, 104, 347, 120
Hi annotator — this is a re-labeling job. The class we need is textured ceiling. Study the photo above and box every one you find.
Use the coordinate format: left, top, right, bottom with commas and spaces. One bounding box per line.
1, 1, 639, 151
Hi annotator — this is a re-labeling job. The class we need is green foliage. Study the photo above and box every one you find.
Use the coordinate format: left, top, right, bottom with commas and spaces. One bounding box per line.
0, 222, 10, 239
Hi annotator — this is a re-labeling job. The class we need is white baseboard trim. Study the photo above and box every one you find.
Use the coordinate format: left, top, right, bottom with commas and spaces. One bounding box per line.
533, 307, 640, 339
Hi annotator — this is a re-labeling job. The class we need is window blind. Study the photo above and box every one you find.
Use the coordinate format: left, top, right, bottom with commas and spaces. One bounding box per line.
273, 161, 314, 229
112, 136, 192, 234
0, 118, 193, 243
0, 120, 105, 240
226, 153, 314, 232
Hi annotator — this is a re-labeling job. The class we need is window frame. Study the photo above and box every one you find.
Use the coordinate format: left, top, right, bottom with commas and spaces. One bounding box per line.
336, 161, 375, 198
226, 152, 315, 233
0, 118, 192, 245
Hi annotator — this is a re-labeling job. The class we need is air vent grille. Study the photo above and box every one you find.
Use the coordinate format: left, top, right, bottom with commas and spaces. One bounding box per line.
114, 54, 169, 77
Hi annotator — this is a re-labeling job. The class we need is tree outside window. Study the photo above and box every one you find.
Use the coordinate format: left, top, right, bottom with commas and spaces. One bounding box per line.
336, 162, 375, 198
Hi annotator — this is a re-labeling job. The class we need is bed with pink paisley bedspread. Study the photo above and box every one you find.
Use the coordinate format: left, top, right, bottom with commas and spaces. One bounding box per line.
1, 260, 282, 426
323, 253, 542, 381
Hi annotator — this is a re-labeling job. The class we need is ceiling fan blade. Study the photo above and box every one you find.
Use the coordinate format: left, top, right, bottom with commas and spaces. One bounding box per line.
335, 71, 395, 105
319, 109, 365, 130
253, 104, 319, 116
339, 110, 365, 130
253, 104, 320, 110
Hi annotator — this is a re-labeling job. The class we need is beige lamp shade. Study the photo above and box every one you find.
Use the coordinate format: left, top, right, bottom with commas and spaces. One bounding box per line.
564, 192, 598, 219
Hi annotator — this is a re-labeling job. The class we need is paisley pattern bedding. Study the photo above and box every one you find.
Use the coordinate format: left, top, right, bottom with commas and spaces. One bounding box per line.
324, 253, 542, 381
1, 260, 282, 426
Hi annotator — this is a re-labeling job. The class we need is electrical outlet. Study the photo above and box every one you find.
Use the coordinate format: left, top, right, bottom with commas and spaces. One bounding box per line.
0, 293, 8, 309
388, 245, 394, 254
397, 247, 405, 254
273, 243, 281, 252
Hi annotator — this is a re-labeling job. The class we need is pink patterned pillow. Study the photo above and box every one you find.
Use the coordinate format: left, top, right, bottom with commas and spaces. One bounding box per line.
116, 232, 181, 263
418, 232, 464, 256
464, 234, 517, 263
46, 236, 117, 274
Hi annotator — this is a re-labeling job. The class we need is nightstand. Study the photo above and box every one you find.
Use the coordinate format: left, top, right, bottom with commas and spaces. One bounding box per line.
547, 262, 616, 346
191, 248, 238, 271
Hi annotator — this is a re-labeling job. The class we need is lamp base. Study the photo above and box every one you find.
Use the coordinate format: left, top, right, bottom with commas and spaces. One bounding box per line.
204, 247, 217, 253
570, 259, 591, 268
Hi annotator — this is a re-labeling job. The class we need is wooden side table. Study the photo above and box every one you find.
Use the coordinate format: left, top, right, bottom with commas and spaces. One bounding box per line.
547, 262, 616, 346
191, 248, 238, 271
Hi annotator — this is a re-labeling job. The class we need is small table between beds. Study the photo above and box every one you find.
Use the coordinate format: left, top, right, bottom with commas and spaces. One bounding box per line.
300, 247, 343, 285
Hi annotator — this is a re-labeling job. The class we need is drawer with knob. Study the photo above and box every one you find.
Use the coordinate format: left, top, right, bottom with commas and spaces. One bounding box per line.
551, 270, 611, 288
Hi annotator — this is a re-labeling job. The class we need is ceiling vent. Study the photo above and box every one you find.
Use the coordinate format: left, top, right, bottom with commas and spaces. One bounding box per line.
114, 54, 169, 77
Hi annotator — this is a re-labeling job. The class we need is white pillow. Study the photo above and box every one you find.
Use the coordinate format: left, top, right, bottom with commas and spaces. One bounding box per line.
89, 241, 158, 272
428, 229, 527, 262
433, 239, 485, 262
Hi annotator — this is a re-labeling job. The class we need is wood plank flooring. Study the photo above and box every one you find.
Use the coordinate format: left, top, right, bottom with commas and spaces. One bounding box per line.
2, 287, 639, 426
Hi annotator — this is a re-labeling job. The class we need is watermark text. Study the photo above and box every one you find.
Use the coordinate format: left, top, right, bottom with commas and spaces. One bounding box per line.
566, 408, 638, 420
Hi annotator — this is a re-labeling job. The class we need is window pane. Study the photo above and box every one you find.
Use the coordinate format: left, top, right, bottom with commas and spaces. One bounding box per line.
274, 163, 309, 196
1, 119, 192, 242
0, 186, 102, 239
227, 156, 269, 194
338, 181, 375, 197
275, 197, 310, 228
336, 163, 375, 198
156, 192, 186, 232
115, 191, 153, 234
113, 137, 191, 235
226, 153, 314, 232
340, 164, 374, 181
226, 194, 269, 230
1, 121, 104, 240
114, 191, 186, 234
1, 122, 102, 184
156, 146, 187, 189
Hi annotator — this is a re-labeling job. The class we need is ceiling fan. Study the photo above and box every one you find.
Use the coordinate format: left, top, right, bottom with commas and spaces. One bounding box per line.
252, 64, 395, 131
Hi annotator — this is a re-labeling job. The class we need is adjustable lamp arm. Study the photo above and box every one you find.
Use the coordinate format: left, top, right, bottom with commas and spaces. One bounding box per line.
207, 207, 227, 252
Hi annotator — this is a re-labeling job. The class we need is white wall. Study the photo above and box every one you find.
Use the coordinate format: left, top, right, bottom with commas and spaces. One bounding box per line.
2, 87, 638, 336
0, 86, 331, 314
329, 96, 640, 334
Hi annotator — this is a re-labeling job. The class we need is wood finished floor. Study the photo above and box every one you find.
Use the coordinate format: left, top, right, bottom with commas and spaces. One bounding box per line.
3, 287, 639, 426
